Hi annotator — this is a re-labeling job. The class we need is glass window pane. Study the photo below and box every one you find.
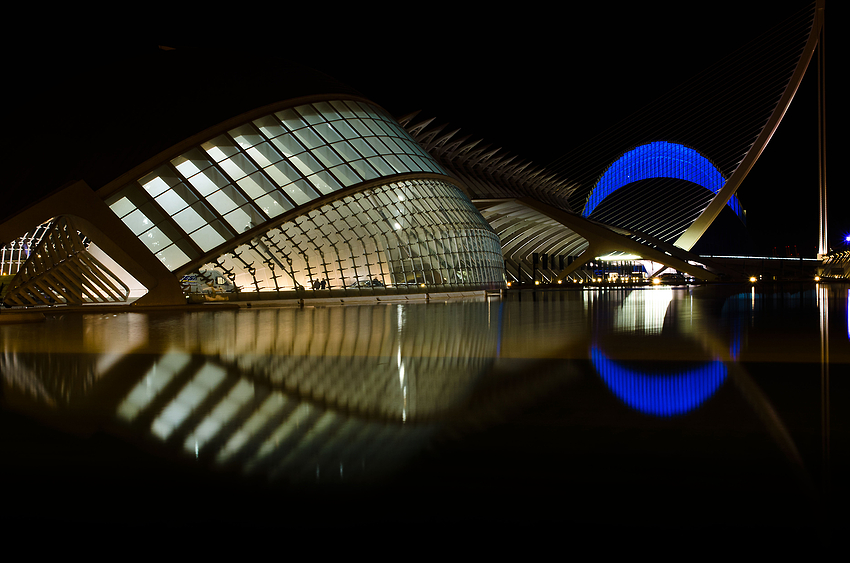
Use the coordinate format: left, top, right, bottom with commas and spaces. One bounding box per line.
313, 122, 342, 144
329, 164, 361, 187
228, 123, 263, 149
350, 119, 373, 138
293, 127, 323, 150
253, 115, 286, 139
381, 136, 404, 154
219, 153, 257, 181
283, 180, 318, 206
224, 204, 264, 232
275, 108, 306, 131
350, 138, 377, 158
425, 160, 445, 174
330, 100, 355, 119
333, 120, 358, 140
206, 187, 245, 215
155, 245, 190, 270
142, 176, 173, 198
398, 154, 418, 170
383, 155, 409, 174
345, 101, 369, 118
173, 206, 207, 233
296, 105, 325, 125
140, 166, 181, 194
155, 189, 191, 215
140, 226, 173, 252
172, 149, 211, 178
307, 171, 342, 195
109, 197, 135, 218
237, 171, 276, 199
271, 135, 305, 158
202, 135, 239, 162
264, 160, 302, 187
290, 152, 323, 176
188, 167, 229, 196
367, 137, 391, 155
408, 155, 430, 172
330, 141, 360, 162
311, 145, 343, 168
349, 160, 380, 181
246, 142, 282, 167
189, 224, 227, 252
314, 101, 341, 121
122, 209, 155, 236
368, 157, 395, 176
375, 120, 397, 136
362, 119, 386, 137
256, 192, 293, 218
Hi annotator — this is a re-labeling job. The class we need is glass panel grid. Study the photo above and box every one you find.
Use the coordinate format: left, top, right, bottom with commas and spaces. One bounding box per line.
204, 179, 504, 293
108, 99, 447, 272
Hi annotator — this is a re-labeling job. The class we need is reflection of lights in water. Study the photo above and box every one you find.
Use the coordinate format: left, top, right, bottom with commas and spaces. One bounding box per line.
151, 363, 227, 440
117, 352, 191, 422
398, 305, 407, 422
847, 289, 849, 340
729, 317, 743, 360
7, 303, 498, 484
591, 346, 726, 417
615, 287, 673, 334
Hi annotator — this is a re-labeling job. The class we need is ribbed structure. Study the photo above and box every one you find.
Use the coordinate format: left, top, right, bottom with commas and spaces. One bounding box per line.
548, 3, 815, 232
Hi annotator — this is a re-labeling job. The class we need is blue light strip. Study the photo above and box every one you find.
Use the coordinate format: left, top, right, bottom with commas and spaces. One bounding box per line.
591, 346, 727, 417
583, 141, 744, 221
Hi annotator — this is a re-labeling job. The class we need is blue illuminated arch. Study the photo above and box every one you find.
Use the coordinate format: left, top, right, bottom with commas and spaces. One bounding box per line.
583, 141, 743, 220
591, 346, 726, 417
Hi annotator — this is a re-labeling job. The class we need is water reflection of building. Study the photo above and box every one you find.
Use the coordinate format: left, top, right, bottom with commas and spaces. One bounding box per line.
588, 288, 729, 417
0, 302, 499, 483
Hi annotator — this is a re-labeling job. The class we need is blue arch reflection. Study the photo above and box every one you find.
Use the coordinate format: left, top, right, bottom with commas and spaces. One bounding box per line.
583, 141, 743, 220
591, 346, 727, 417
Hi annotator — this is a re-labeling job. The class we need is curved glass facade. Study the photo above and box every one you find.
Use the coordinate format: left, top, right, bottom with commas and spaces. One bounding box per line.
197, 178, 505, 292
105, 99, 447, 271
584, 141, 743, 220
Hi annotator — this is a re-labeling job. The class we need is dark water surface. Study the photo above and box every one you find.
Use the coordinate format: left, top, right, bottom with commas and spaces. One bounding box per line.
2, 284, 847, 540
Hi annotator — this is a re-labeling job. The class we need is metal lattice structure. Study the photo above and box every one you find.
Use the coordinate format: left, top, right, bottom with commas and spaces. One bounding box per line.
2, 216, 129, 306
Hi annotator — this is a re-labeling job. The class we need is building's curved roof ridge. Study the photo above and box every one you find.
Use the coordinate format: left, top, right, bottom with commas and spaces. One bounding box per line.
398, 112, 578, 211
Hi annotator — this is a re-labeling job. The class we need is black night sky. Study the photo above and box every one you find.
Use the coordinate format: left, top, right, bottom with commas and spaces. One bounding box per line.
10, 1, 844, 256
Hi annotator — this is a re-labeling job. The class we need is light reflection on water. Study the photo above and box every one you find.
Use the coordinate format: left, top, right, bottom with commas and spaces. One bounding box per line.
1, 284, 848, 531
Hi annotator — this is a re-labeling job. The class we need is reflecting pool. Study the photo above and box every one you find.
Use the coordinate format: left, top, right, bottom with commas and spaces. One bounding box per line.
1, 284, 847, 539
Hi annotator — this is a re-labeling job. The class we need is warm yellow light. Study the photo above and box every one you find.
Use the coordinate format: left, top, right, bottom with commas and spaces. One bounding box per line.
814, 276, 821, 282
651, 278, 661, 285
534, 280, 540, 285
557, 280, 562, 284
506, 281, 512, 287
749, 276, 757, 283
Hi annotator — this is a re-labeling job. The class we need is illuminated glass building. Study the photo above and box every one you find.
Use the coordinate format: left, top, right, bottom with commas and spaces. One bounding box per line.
0, 61, 505, 306
0, 2, 826, 307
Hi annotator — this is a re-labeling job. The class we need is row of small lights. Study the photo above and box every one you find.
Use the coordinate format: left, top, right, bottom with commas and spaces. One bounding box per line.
507, 278, 660, 287
506, 275, 826, 287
